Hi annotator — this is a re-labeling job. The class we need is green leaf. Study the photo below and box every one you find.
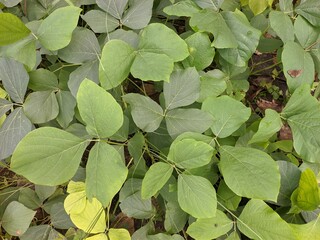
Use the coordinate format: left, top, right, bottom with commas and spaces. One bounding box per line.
165, 108, 213, 138
123, 93, 163, 132
37, 6, 82, 51
219, 10, 261, 66
141, 162, 173, 199
291, 168, 320, 211
138, 23, 189, 62
120, 191, 156, 219
279, 0, 293, 13
290, 215, 320, 240
81, 10, 119, 33
277, 161, 301, 206
35, 185, 56, 202
198, 69, 228, 102
269, 11, 294, 43
0, 57, 29, 103
56, 91, 76, 129
0, 98, 12, 118
2, 201, 36, 236
0, 34, 36, 71
77, 79, 123, 138
11, 127, 88, 185
190, 9, 238, 49
248, 0, 269, 15
96, 0, 128, 18
182, 32, 215, 71
178, 174, 217, 218
99, 39, 135, 90
20, 225, 51, 240
164, 201, 188, 234
0, 108, 33, 160
23, 91, 59, 124
50, 202, 75, 229
194, 0, 221, 10
282, 41, 315, 92
219, 145, 280, 201
108, 228, 131, 240
282, 84, 320, 118
163, 67, 200, 110
202, 95, 251, 138
163, 0, 201, 17
0, 13, 31, 46
287, 110, 320, 163
238, 199, 296, 240
58, 27, 100, 64
86, 142, 128, 207
217, 180, 241, 211
168, 139, 213, 169
28, 69, 59, 91
294, 15, 320, 49
121, 0, 154, 29
295, 0, 320, 27
249, 109, 283, 144
131, 52, 174, 82
187, 210, 233, 240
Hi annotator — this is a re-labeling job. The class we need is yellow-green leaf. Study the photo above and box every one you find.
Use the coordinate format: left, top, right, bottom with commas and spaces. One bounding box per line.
0, 13, 30, 46
108, 228, 131, 240
249, 0, 269, 15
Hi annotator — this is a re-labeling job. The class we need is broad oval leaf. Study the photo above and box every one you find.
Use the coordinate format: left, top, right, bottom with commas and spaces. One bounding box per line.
82, 10, 119, 33
178, 174, 217, 218
58, 27, 101, 64
249, 0, 269, 15
163, 0, 201, 17
290, 215, 320, 240
202, 95, 251, 138
96, 0, 128, 18
287, 110, 320, 163
167, 139, 214, 169
269, 11, 294, 44
121, 0, 154, 29
0, 57, 29, 103
123, 93, 163, 132
138, 23, 189, 62
0, 13, 31, 46
219, 145, 280, 201
187, 210, 233, 240
238, 199, 296, 239
219, 10, 261, 67
23, 90, 59, 124
85, 233, 108, 240
131, 51, 174, 82
86, 142, 128, 207
99, 39, 136, 90
295, 0, 320, 27
28, 68, 59, 91
77, 79, 123, 138
141, 162, 173, 199
11, 127, 88, 185
294, 15, 320, 49
165, 108, 213, 138
163, 67, 200, 110
0, 108, 33, 160
2, 201, 36, 236
282, 41, 315, 92
108, 228, 131, 240
37, 6, 82, 51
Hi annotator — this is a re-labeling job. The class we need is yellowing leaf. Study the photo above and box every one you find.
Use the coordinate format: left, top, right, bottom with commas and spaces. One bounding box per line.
249, 0, 268, 15
70, 198, 106, 233
108, 228, 131, 240
64, 191, 86, 214
85, 233, 108, 240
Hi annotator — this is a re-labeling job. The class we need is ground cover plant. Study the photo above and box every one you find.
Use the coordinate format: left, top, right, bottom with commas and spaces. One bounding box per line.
0, 0, 320, 239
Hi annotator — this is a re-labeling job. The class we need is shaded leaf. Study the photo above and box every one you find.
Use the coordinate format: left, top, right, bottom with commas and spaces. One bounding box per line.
81, 10, 119, 33
56, 91, 76, 129
295, 0, 320, 27
97, 0, 128, 18
269, 11, 294, 43
0, 108, 33, 160
122, 0, 154, 29
0, 57, 29, 103
28, 68, 59, 91
123, 93, 163, 132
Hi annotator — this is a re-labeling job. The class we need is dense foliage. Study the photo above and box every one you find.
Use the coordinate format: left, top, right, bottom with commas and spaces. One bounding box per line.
0, 0, 320, 239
